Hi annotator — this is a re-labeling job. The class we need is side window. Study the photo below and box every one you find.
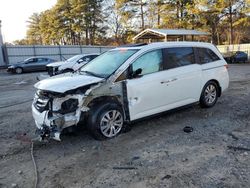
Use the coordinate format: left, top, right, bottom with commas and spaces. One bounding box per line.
116, 71, 128, 82
90, 55, 98, 60
164, 47, 195, 69
37, 58, 45, 63
82, 56, 91, 62
27, 58, 37, 63
132, 49, 163, 76
197, 48, 220, 64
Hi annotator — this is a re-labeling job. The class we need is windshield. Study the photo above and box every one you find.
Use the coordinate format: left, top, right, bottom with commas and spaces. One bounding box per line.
66, 55, 83, 62
24, 58, 32, 62
80, 49, 138, 78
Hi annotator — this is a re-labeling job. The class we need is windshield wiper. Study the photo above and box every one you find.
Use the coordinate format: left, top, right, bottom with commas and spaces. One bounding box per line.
80, 71, 104, 78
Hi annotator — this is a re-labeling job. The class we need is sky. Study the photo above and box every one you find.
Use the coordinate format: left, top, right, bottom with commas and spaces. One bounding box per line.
0, 0, 57, 43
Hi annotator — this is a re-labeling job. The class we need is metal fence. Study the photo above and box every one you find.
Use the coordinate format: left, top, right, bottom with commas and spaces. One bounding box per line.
3, 45, 114, 65
1, 43, 249, 66
217, 43, 250, 60
0, 47, 4, 66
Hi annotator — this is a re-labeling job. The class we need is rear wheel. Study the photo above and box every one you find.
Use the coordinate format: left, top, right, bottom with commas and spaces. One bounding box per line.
87, 103, 124, 140
15, 67, 23, 74
200, 81, 218, 108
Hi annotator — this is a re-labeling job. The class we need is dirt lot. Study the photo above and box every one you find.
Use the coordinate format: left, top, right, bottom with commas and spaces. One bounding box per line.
0, 65, 249, 188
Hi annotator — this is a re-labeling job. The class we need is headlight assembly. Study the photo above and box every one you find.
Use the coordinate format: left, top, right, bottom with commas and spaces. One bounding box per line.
60, 98, 79, 114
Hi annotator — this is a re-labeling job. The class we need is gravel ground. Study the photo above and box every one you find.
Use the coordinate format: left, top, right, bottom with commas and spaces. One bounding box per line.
0, 65, 249, 188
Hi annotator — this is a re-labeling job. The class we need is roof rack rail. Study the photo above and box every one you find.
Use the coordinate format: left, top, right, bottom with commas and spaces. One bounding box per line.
118, 43, 148, 47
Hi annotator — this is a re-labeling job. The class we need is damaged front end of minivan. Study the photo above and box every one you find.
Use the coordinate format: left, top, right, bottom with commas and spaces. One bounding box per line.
33, 86, 92, 141
32, 73, 103, 141
32, 73, 126, 141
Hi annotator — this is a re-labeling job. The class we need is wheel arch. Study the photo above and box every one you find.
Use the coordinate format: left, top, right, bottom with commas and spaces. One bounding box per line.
15, 67, 23, 73
87, 95, 122, 108
86, 95, 126, 140
204, 79, 222, 97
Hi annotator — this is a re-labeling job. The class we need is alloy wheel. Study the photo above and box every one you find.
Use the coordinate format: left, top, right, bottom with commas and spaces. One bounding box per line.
204, 84, 217, 104
100, 110, 123, 138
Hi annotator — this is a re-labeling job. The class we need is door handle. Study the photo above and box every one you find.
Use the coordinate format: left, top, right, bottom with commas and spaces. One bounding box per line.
160, 80, 170, 84
160, 78, 178, 84
169, 78, 178, 82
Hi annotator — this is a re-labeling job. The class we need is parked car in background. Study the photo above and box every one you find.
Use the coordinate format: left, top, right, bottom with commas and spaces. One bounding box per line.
32, 42, 229, 141
7, 57, 56, 74
223, 51, 248, 63
46, 54, 99, 76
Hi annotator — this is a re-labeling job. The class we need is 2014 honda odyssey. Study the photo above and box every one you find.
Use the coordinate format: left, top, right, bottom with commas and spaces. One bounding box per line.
32, 42, 229, 141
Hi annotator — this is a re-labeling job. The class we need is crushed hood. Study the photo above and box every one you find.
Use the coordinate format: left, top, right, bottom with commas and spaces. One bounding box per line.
34, 73, 104, 93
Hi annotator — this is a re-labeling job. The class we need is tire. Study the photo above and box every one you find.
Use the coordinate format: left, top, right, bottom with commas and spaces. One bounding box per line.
200, 81, 219, 108
15, 67, 23, 74
87, 103, 124, 140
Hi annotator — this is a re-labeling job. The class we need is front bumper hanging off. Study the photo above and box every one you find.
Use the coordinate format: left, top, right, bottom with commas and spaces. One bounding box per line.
35, 125, 61, 141
32, 93, 89, 141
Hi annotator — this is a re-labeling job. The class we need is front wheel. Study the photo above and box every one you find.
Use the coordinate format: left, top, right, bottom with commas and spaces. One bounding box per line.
15, 67, 23, 74
200, 81, 218, 108
87, 103, 124, 140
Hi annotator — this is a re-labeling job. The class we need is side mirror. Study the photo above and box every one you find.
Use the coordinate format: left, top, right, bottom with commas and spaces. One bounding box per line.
132, 68, 142, 78
78, 59, 84, 63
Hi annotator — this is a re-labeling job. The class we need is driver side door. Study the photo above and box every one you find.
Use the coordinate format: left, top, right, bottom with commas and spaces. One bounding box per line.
24, 58, 38, 71
126, 49, 169, 120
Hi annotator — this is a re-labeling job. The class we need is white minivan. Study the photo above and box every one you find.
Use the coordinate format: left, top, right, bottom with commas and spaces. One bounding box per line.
32, 42, 229, 141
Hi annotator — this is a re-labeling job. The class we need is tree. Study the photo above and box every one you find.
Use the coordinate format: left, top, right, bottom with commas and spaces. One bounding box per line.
222, 0, 249, 44
26, 13, 42, 44
21, 0, 250, 45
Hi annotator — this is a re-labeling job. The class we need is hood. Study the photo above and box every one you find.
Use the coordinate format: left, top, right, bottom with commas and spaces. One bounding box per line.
34, 73, 104, 93
47, 61, 67, 67
9, 61, 24, 67
58, 61, 76, 70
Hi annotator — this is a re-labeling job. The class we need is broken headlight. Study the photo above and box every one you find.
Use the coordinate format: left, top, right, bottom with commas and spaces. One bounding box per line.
60, 98, 79, 114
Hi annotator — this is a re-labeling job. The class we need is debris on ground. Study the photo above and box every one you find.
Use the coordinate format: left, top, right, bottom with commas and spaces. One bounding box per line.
113, 166, 138, 170
183, 126, 193, 133
227, 146, 250, 152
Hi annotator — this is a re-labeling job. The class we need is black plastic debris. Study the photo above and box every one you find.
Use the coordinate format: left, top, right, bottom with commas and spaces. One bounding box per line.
113, 166, 137, 170
183, 126, 193, 133
161, 174, 172, 180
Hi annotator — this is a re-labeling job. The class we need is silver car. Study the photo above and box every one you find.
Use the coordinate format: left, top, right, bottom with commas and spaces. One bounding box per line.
46, 54, 99, 76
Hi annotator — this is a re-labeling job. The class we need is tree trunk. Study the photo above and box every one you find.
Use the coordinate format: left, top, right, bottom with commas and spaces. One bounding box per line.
229, 0, 233, 44
157, 0, 161, 27
211, 25, 217, 45
85, 29, 89, 45
140, 1, 144, 29
216, 29, 220, 45
176, 1, 180, 19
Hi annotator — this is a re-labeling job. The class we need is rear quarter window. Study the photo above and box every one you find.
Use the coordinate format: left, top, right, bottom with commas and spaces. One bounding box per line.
164, 47, 195, 69
197, 48, 220, 64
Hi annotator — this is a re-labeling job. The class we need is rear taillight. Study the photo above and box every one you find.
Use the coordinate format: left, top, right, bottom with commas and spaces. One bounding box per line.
224, 64, 229, 69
